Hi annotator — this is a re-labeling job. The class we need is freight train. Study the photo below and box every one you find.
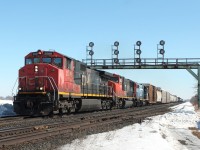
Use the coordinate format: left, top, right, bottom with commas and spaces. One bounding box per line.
13, 50, 180, 116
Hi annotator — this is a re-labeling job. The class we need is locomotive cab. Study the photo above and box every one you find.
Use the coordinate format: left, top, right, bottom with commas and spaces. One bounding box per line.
13, 50, 78, 116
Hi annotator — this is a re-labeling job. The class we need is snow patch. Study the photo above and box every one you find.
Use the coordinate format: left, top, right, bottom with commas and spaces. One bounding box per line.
59, 102, 200, 150
158, 102, 198, 129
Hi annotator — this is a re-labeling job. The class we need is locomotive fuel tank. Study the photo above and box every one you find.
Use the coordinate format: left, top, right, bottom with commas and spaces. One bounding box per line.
123, 100, 134, 108
77, 99, 102, 112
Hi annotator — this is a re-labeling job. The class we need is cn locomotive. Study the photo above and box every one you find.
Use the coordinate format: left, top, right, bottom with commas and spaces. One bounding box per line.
13, 50, 179, 116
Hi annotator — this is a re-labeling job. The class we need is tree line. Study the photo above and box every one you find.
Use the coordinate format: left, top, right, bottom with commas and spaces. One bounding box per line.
0, 96, 13, 100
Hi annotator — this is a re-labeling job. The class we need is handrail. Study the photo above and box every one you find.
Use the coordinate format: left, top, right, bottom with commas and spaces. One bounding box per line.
83, 58, 200, 66
12, 78, 18, 96
12, 76, 27, 96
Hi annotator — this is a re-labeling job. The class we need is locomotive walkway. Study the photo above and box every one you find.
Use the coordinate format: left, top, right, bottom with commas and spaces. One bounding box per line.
0, 103, 180, 150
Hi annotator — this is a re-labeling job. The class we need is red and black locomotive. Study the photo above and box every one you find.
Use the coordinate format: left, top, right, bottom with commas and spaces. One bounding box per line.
13, 50, 148, 116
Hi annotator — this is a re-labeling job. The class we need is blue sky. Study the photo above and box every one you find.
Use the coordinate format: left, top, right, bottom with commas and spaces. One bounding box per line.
0, 0, 199, 99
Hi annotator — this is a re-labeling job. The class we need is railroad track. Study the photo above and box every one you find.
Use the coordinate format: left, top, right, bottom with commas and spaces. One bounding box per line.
0, 116, 24, 126
0, 102, 179, 149
0, 103, 173, 128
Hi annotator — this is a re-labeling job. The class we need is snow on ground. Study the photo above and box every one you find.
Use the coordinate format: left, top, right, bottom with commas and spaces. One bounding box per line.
59, 102, 200, 150
0, 100, 16, 117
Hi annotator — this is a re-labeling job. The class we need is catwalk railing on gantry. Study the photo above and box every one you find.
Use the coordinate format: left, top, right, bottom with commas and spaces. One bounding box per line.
82, 58, 200, 69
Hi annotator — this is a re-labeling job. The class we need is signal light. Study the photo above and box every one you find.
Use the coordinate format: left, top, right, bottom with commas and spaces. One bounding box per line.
114, 50, 119, 55
114, 58, 119, 63
136, 41, 142, 46
89, 42, 94, 47
136, 58, 141, 63
160, 49, 165, 54
89, 50, 94, 56
114, 41, 119, 47
136, 49, 141, 55
159, 40, 165, 46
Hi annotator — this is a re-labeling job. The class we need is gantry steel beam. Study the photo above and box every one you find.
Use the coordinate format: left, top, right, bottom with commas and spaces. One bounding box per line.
186, 69, 198, 80
82, 58, 200, 70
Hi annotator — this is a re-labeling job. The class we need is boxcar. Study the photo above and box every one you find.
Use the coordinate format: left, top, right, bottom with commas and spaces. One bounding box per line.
143, 84, 157, 104
166, 92, 171, 103
156, 87, 162, 103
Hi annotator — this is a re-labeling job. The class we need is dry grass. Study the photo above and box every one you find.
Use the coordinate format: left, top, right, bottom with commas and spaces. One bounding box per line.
188, 127, 200, 139
188, 127, 198, 130
192, 131, 200, 139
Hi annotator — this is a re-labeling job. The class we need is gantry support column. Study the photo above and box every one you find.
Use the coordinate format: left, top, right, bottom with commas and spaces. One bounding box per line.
198, 66, 200, 108
186, 67, 200, 108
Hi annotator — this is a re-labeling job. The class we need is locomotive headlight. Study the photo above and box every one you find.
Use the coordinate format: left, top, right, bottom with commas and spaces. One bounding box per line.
39, 87, 43, 90
18, 87, 22, 91
35, 66, 38, 72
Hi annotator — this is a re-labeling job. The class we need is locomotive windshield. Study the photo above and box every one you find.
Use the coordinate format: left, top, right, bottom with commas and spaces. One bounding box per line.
25, 57, 62, 68
42, 57, 62, 68
42, 58, 51, 63
25, 58, 32, 65
34, 58, 40, 63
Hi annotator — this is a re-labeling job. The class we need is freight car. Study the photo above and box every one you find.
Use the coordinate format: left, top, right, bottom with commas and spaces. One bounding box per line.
13, 50, 178, 116
142, 84, 157, 104
156, 87, 162, 103
170, 94, 178, 103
